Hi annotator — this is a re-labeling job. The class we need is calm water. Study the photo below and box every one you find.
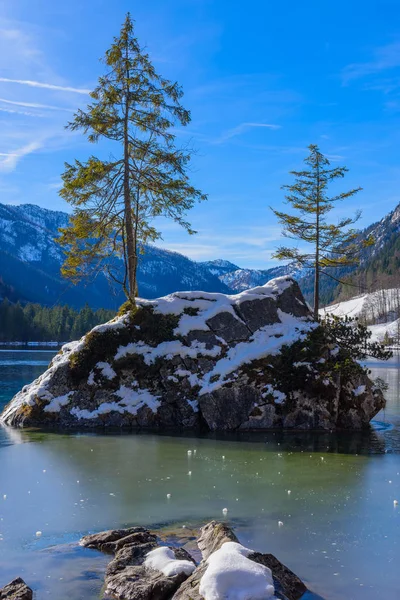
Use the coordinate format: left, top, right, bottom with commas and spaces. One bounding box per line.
0, 350, 400, 600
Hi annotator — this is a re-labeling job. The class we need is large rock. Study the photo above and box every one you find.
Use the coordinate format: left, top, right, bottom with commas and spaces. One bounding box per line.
0, 578, 32, 600
81, 526, 195, 600
0, 277, 385, 431
81, 521, 308, 600
172, 521, 306, 600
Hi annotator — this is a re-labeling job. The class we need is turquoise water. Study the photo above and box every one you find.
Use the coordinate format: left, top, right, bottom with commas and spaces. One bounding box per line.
0, 349, 400, 599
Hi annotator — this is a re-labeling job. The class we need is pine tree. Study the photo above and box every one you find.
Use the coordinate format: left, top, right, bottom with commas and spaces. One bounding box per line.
58, 13, 206, 306
271, 144, 371, 319
383, 330, 391, 347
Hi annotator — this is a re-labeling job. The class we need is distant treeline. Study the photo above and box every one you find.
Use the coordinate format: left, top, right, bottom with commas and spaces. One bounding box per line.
0, 298, 115, 342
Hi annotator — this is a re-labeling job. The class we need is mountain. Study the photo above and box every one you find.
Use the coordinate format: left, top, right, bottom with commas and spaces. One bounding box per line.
314, 201, 400, 306
200, 259, 240, 276
201, 260, 306, 292
334, 203, 400, 298
0, 203, 230, 309
202, 199, 400, 304
3, 197, 400, 311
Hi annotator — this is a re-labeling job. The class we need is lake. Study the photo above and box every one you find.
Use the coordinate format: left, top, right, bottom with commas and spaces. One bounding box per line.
0, 349, 399, 599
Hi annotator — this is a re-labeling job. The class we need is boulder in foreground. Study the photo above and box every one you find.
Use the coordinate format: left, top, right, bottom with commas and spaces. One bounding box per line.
0, 578, 33, 600
80, 520, 308, 600
1, 277, 384, 430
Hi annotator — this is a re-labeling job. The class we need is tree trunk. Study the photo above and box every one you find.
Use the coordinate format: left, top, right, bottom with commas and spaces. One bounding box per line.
123, 174, 136, 302
123, 48, 137, 304
314, 159, 320, 321
313, 264, 319, 320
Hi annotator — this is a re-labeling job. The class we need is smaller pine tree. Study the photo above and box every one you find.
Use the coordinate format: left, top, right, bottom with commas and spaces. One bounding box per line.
271, 144, 372, 319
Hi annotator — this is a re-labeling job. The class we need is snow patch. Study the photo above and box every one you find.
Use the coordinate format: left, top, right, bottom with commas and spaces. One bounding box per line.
96, 362, 117, 379
70, 387, 160, 420
144, 546, 195, 577
187, 399, 199, 412
115, 339, 222, 365
200, 310, 316, 395
199, 541, 276, 600
353, 385, 366, 397
262, 385, 286, 404
43, 392, 73, 412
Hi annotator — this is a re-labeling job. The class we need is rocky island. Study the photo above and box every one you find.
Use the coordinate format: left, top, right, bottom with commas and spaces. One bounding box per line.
0, 277, 384, 430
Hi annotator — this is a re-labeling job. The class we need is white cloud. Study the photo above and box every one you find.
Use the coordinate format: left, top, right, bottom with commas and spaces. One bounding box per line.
0, 106, 44, 117
47, 180, 62, 190
156, 224, 285, 265
0, 141, 42, 173
213, 122, 281, 145
0, 27, 45, 76
342, 41, 400, 84
0, 19, 90, 188
0, 77, 90, 94
0, 97, 74, 111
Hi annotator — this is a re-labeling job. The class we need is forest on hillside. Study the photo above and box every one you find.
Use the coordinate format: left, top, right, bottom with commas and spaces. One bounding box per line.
0, 299, 115, 342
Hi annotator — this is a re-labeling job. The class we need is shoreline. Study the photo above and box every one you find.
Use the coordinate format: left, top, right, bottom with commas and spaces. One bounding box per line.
0, 341, 64, 347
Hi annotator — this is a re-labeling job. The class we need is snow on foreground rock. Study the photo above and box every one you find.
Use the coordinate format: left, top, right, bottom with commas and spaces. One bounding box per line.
199, 542, 275, 599
1, 277, 385, 430
79, 520, 308, 600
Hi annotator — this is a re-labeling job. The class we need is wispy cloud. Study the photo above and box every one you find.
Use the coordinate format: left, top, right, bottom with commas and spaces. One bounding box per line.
0, 106, 45, 117
0, 77, 90, 94
342, 41, 400, 84
0, 20, 89, 185
156, 225, 285, 264
47, 180, 62, 190
0, 97, 74, 112
213, 122, 281, 145
0, 141, 42, 173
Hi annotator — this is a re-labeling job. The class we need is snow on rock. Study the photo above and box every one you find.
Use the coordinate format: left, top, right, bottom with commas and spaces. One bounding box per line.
44, 392, 74, 413
199, 542, 276, 600
88, 362, 118, 384
144, 546, 196, 577
96, 362, 117, 379
0, 276, 385, 431
353, 385, 366, 397
115, 339, 223, 364
262, 385, 286, 404
70, 387, 161, 420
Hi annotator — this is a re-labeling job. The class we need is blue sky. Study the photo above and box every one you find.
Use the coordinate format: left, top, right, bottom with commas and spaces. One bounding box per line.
0, 0, 400, 268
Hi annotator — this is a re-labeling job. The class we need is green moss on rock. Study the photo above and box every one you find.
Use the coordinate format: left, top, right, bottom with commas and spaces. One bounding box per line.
69, 307, 180, 382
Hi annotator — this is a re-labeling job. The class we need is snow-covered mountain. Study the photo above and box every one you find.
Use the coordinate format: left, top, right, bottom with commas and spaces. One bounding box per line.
200, 260, 305, 292
0, 203, 230, 309
312, 200, 400, 305
3, 197, 400, 311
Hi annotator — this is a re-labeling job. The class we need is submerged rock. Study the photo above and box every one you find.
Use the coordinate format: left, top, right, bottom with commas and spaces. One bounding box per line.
81, 521, 308, 600
0, 277, 384, 431
0, 578, 33, 600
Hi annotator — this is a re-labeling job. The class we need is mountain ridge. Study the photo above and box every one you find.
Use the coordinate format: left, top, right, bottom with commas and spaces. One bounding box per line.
1, 200, 400, 309
0, 202, 230, 309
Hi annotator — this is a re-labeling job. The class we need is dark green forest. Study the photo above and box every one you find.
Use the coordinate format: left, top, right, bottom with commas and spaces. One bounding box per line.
0, 299, 115, 342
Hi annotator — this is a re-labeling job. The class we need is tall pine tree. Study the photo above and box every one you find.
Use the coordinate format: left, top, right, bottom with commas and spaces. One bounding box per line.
58, 13, 206, 306
272, 145, 370, 319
